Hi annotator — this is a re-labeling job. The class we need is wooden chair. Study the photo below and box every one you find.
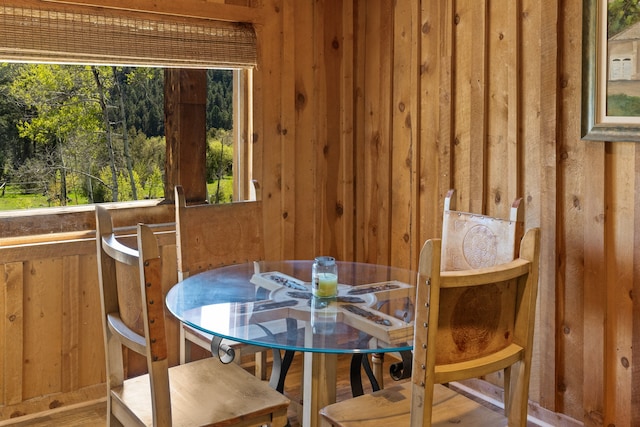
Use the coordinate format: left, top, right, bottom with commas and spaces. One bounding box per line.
370, 189, 524, 389
320, 227, 540, 426
95, 205, 289, 426
174, 185, 269, 378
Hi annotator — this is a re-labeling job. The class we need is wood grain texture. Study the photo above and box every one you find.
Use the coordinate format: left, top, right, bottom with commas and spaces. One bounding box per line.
2, 0, 640, 425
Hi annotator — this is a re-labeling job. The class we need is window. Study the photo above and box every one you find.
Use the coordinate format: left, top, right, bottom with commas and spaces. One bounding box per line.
0, 1, 256, 209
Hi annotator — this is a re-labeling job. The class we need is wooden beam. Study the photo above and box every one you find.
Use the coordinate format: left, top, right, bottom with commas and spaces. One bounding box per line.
164, 69, 208, 204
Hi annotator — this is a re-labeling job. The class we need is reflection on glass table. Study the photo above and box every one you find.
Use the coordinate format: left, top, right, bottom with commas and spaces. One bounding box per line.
166, 260, 416, 427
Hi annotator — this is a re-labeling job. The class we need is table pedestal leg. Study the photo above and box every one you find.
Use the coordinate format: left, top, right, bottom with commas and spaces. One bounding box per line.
303, 351, 336, 427
372, 353, 384, 389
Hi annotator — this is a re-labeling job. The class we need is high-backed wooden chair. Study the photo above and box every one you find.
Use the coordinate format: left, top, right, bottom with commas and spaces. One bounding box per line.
95, 205, 289, 426
370, 189, 524, 389
320, 227, 540, 426
174, 185, 271, 379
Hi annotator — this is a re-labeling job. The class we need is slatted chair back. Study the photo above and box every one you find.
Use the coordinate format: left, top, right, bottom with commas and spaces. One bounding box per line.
95, 205, 289, 426
441, 188, 523, 271
411, 227, 540, 426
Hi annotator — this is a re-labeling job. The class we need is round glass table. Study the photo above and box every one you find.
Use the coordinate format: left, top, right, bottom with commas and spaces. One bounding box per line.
166, 260, 416, 427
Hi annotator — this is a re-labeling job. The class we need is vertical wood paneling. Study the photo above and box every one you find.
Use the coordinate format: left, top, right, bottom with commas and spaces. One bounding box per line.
255, 0, 285, 259
520, 0, 542, 403
353, 0, 366, 262
633, 147, 640, 426
280, 0, 297, 261
469, 0, 488, 211
77, 255, 105, 387
438, 2, 455, 209
338, 0, 355, 262
319, 0, 343, 258
485, 3, 512, 218
62, 256, 80, 393
361, 1, 393, 264
557, 0, 584, 418
0, 264, 4, 406
289, 0, 313, 260
538, 0, 560, 413
452, 0, 474, 210
23, 259, 63, 400
583, 140, 606, 427
3, 262, 23, 406
606, 142, 635, 426
506, 0, 522, 202
419, 1, 446, 247
389, 0, 418, 271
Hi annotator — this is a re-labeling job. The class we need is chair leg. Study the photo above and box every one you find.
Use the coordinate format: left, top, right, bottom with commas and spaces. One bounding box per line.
371, 353, 384, 389
179, 325, 188, 364
504, 366, 511, 415
255, 350, 268, 380
272, 406, 289, 427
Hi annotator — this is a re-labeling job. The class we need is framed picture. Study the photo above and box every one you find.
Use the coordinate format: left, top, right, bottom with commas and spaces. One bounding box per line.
582, 0, 640, 141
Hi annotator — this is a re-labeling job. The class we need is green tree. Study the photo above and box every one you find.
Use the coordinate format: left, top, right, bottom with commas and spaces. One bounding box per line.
207, 70, 233, 130
9, 64, 102, 205
0, 64, 29, 182
206, 130, 233, 204
122, 67, 164, 137
608, 0, 640, 37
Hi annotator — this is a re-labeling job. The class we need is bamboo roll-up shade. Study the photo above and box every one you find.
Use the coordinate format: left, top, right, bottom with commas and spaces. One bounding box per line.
0, 1, 257, 68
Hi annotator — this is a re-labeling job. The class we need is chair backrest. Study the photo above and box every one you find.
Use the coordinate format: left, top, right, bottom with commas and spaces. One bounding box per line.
174, 185, 264, 281
411, 227, 540, 427
95, 205, 172, 425
441, 188, 523, 271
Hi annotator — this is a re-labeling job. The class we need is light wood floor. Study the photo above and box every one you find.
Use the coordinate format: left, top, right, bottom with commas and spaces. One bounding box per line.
3, 353, 405, 427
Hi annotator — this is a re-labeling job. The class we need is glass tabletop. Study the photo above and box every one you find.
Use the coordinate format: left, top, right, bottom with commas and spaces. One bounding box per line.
166, 260, 416, 354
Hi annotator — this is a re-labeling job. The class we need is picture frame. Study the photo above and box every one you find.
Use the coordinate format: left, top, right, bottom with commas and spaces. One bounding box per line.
582, 0, 640, 142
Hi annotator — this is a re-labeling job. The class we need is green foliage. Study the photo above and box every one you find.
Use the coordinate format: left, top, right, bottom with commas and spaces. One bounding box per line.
207, 179, 233, 204
206, 130, 234, 182
10, 64, 102, 145
120, 67, 165, 137
97, 163, 164, 202
0, 64, 28, 181
207, 70, 233, 130
0, 63, 236, 209
608, 0, 640, 37
607, 93, 640, 116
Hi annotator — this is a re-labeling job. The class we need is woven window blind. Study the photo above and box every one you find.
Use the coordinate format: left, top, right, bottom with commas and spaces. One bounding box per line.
0, 1, 257, 68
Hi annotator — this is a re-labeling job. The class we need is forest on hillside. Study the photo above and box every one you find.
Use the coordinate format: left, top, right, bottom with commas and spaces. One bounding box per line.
0, 64, 234, 208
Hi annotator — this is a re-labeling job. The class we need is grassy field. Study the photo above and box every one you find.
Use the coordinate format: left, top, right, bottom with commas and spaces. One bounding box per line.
0, 179, 234, 211
0, 186, 89, 210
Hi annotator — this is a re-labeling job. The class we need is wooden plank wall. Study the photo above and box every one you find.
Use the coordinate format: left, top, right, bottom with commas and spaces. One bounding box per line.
261, 0, 633, 426
0, 208, 180, 419
1, 0, 639, 425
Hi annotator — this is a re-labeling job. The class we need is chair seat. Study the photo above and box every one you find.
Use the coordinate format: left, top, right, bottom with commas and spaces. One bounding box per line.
111, 358, 290, 427
320, 383, 506, 427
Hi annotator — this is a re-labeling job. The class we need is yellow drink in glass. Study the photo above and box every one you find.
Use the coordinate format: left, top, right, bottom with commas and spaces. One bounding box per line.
315, 272, 338, 297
